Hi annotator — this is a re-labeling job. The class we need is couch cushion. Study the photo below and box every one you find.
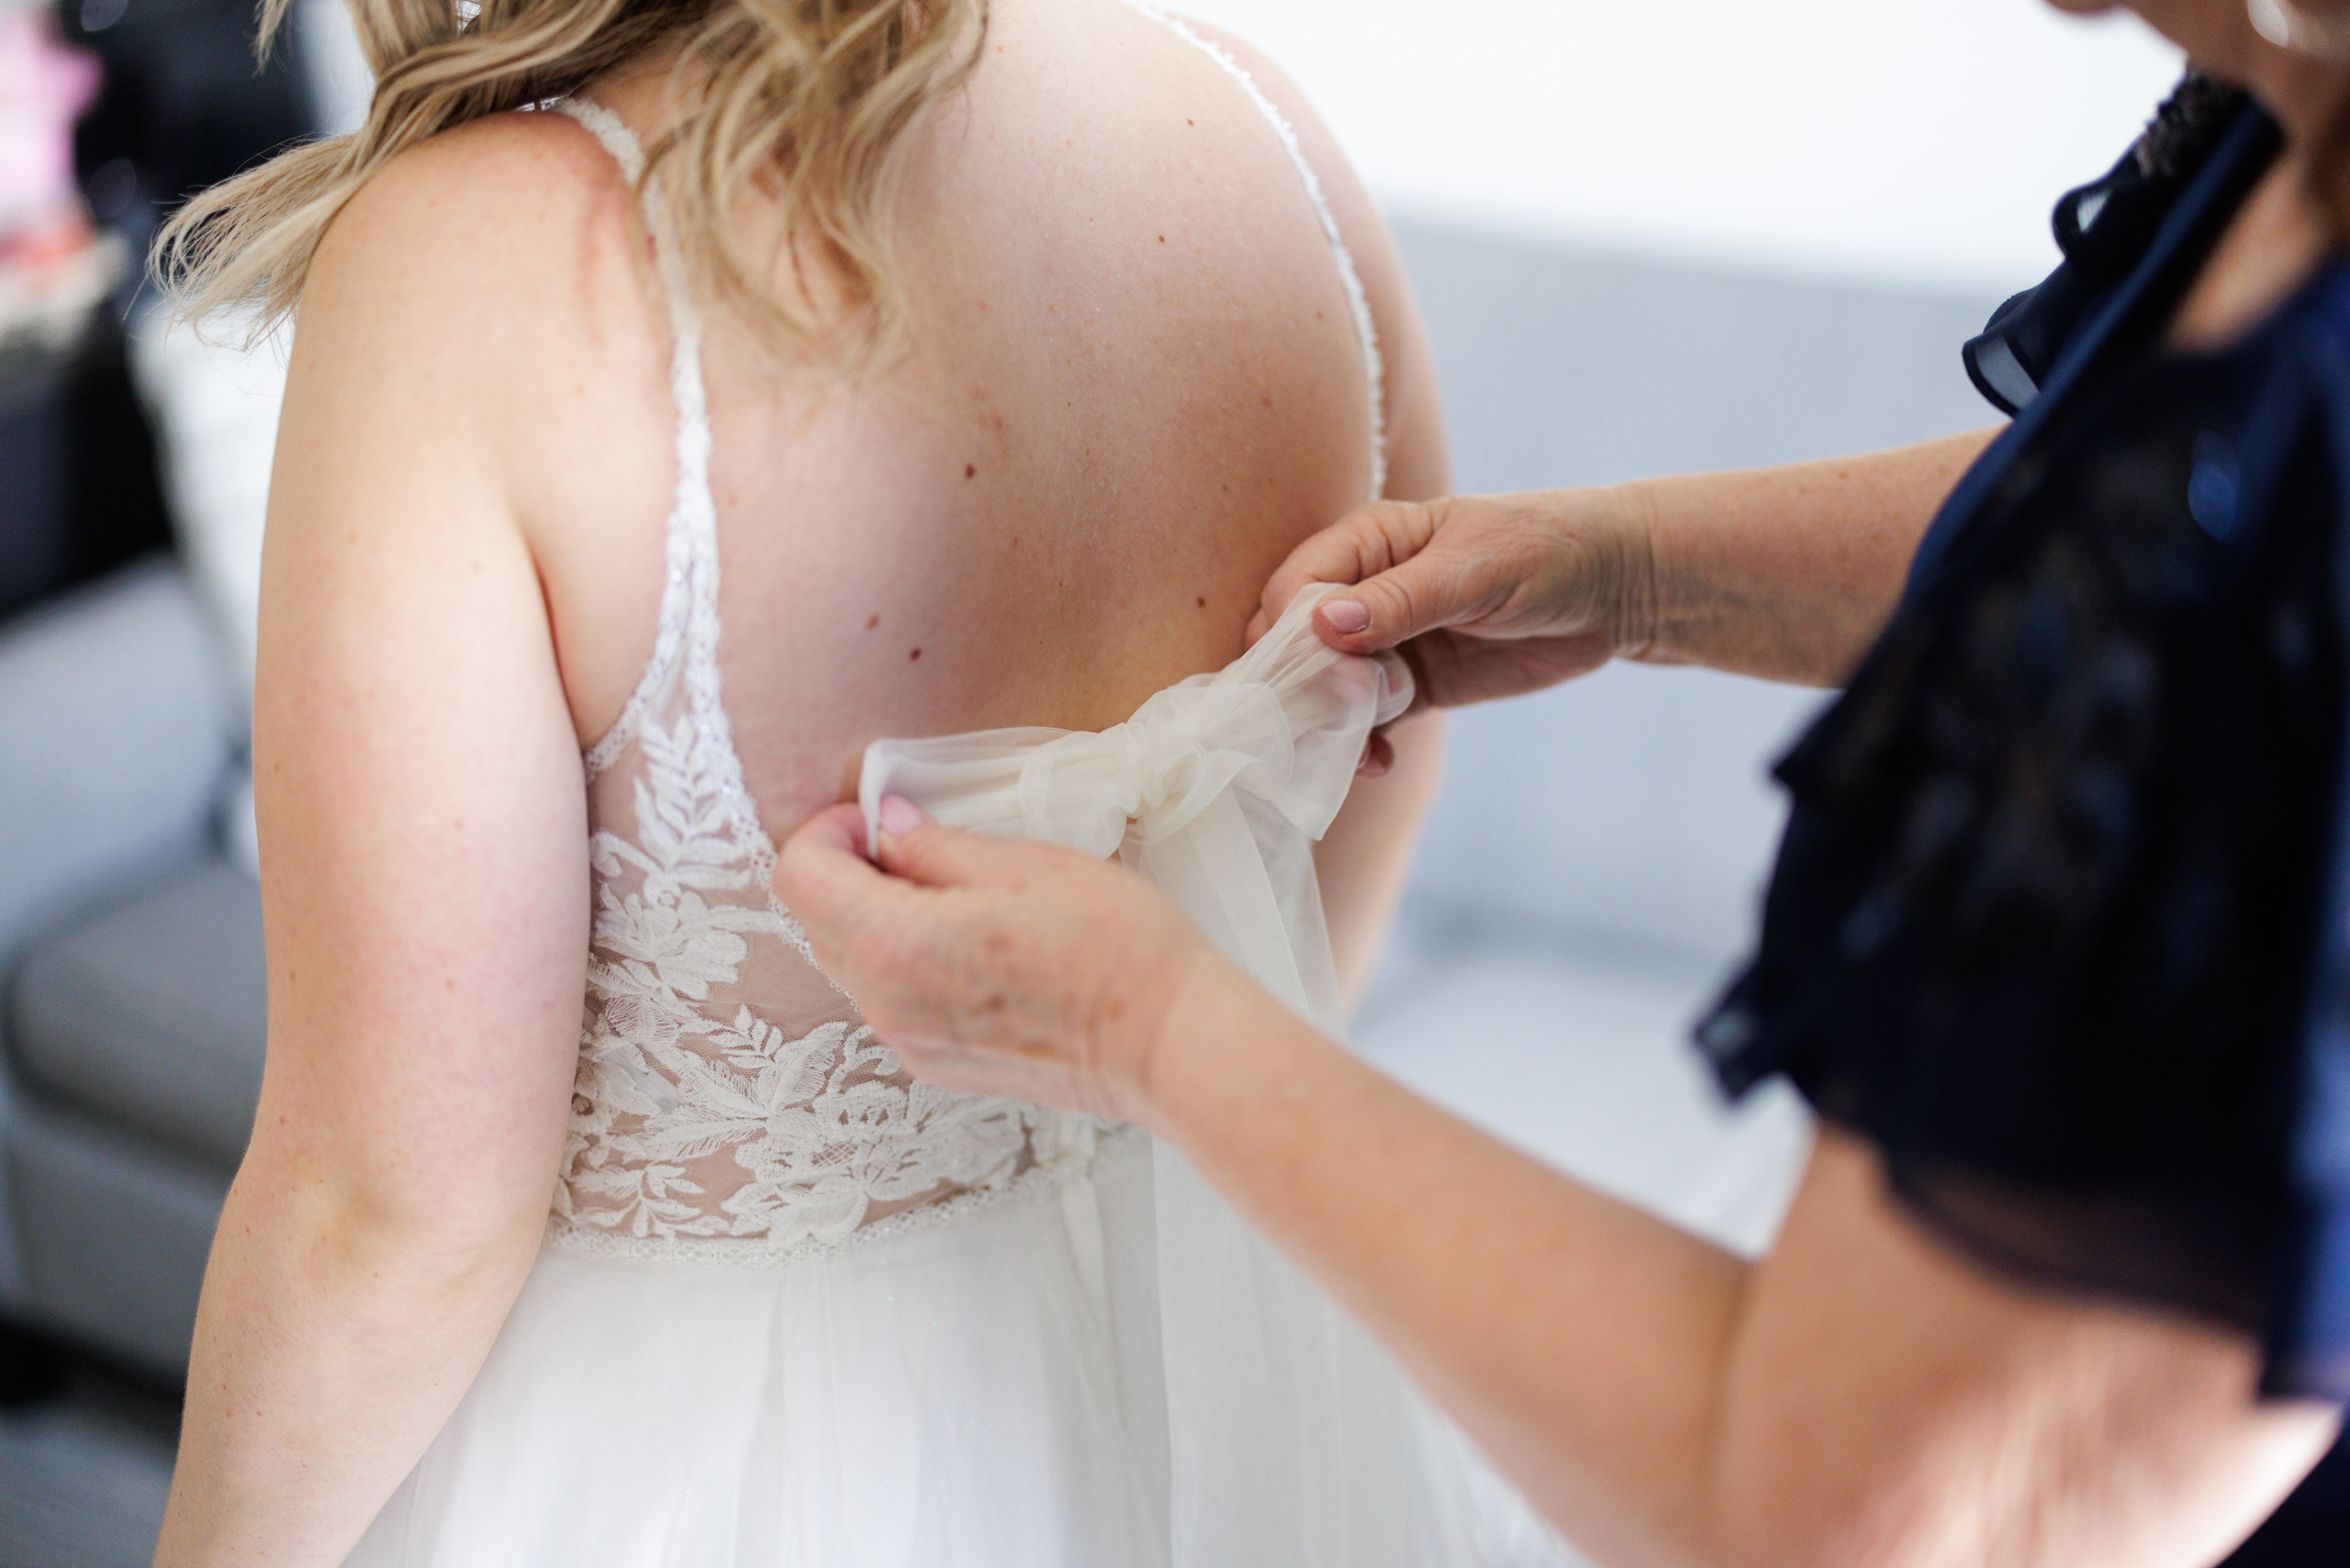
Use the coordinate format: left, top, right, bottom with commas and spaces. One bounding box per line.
0, 558, 233, 970
9, 856, 263, 1171
1405, 664, 1829, 980
8, 1099, 229, 1377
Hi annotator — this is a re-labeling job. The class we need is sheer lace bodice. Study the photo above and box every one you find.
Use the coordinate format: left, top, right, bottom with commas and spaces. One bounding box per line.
558, 542, 1105, 1260
544, 6, 1387, 1266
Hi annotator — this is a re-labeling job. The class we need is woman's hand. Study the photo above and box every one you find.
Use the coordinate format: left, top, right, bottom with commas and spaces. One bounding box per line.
1254, 431, 2007, 713
775, 800, 1244, 1126
1248, 488, 1654, 722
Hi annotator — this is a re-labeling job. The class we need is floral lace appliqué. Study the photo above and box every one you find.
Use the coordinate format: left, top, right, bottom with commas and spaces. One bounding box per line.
554, 692, 1092, 1266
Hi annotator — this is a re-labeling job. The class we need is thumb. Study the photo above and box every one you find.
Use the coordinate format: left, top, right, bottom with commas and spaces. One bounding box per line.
1312, 550, 1461, 655
870, 796, 1044, 890
775, 802, 922, 951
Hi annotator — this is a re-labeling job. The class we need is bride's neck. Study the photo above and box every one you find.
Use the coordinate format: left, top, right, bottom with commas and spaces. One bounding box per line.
582, 39, 701, 136
574, 40, 858, 347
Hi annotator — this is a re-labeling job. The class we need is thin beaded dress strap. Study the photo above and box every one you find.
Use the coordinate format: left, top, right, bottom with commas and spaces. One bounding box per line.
1121, 6, 1388, 501
554, 97, 720, 780
552, 97, 823, 968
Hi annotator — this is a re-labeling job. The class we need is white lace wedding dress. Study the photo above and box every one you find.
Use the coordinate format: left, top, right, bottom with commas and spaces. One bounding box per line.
345, 17, 1568, 1566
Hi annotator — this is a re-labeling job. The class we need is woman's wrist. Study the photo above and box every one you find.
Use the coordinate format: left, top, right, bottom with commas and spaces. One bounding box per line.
1589, 479, 1669, 664
1606, 469, 1782, 674
1135, 946, 1331, 1145
1597, 432, 2001, 686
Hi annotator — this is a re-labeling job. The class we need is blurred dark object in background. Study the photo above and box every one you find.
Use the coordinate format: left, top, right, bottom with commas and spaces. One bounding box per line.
62, 0, 317, 241
2221, 1430, 2350, 1566
1, 0, 316, 628
0, 1, 162, 622
0, 307, 171, 622
0, 1317, 66, 1406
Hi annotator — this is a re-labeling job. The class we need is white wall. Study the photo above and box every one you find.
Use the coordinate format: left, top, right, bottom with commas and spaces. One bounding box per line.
1181, 0, 2185, 293
297, 0, 375, 137
298, 0, 2188, 290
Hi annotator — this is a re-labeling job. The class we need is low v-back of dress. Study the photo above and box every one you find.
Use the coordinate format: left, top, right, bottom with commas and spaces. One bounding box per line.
345, 19, 1566, 1568
548, 92, 1114, 1268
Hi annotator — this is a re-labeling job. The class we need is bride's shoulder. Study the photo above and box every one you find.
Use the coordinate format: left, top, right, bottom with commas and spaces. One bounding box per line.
1132, 12, 1446, 499
1146, 17, 1371, 232
284, 105, 673, 594
293, 106, 672, 533
302, 108, 653, 393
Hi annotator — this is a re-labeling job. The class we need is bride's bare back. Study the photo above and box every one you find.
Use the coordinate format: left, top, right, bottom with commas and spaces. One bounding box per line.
475, 0, 1439, 831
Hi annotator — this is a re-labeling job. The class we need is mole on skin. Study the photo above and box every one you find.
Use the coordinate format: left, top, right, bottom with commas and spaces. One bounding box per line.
910, 648, 923, 662
866, 614, 880, 630
966, 464, 977, 479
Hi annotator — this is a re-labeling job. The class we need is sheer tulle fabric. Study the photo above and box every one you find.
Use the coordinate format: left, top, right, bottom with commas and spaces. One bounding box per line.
860, 583, 1406, 1027
859, 584, 1512, 1564
354, 1137, 1170, 1567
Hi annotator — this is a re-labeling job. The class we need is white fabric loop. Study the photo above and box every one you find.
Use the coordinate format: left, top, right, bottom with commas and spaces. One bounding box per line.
867, 584, 1403, 859
862, 583, 1409, 1022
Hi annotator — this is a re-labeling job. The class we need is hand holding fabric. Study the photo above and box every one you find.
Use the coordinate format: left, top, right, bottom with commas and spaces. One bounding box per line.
774, 799, 1236, 1127
1248, 489, 1653, 755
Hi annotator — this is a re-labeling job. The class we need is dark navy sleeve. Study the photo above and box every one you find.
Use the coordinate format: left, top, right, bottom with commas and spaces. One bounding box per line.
1960, 77, 2264, 419
1697, 250, 2350, 1404
1907, 86, 2279, 599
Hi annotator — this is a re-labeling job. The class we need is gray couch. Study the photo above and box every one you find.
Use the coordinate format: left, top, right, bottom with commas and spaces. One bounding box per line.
0, 559, 256, 1377
0, 223, 2003, 1387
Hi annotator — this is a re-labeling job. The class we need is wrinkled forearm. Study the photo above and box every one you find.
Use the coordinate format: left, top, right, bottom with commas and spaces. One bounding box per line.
1617, 427, 2000, 687
154, 1152, 544, 1567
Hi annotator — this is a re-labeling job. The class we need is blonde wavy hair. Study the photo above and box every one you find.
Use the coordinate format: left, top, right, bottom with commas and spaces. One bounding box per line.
157, 0, 985, 356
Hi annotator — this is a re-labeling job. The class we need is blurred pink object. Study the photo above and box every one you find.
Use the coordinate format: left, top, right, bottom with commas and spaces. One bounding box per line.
0, 5, 113, 346
0, 4, 99, 245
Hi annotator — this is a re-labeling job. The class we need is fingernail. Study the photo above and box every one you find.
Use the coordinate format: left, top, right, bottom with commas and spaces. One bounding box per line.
878, 793, 925, 836
1322, 599, 1371, 634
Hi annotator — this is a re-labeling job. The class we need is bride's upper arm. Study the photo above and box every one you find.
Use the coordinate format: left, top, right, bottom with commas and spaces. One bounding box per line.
243, 120, 604, 1247
1172, 20, 1449, 507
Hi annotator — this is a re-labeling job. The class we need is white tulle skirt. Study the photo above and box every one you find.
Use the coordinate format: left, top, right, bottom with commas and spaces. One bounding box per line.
346, 1132, 1564, 1567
